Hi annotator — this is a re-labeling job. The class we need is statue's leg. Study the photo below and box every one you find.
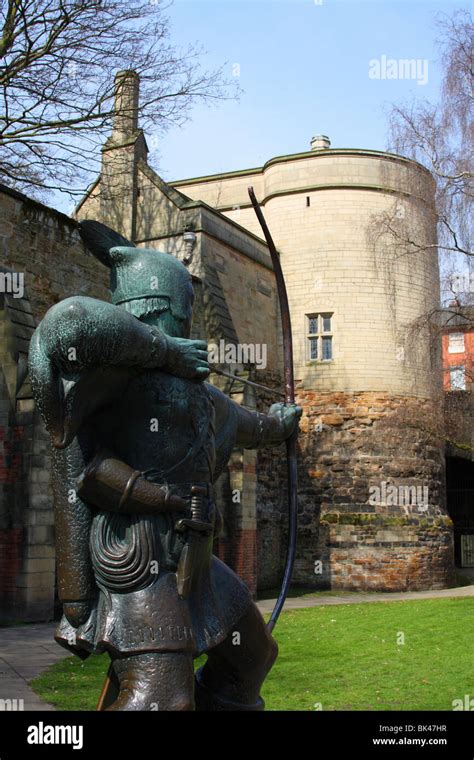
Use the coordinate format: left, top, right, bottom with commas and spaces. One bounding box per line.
105, 651, 195, 711
96, 661, 120, 710
195, 601, 278, 711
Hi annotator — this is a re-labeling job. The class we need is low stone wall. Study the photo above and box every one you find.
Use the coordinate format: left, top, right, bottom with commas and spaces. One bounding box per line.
316, 517, 453, 591
257, 390, 454, 592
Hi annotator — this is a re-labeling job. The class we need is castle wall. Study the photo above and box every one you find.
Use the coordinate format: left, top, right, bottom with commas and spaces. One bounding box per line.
174, 149, 454, 592
0, 178, 279, 617
0, 186, 108, 319
0, 185, 108, 622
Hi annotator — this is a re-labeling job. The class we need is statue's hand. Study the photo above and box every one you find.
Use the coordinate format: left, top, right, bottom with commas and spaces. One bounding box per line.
268, 402, 302, 439
63, 601, 93, 628
165, 336, 210, 380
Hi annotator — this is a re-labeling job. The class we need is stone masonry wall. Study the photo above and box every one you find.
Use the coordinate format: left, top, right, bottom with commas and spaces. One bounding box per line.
0, 185, 108, 320
0, 184, 109, 622
290, 390, 453, 591
256, 390, 454, 592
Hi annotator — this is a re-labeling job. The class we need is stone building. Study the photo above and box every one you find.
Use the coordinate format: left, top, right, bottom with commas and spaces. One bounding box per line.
0, 70, 459, 623
170, 141, 454, 592
442, 305, 474, 569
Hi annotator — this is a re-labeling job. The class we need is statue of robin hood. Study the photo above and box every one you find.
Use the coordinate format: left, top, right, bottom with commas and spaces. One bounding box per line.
28, 220, 301, 711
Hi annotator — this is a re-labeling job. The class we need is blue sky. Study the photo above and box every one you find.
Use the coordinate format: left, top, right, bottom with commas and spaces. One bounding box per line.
148, 0, 465, 184
50, 0, 466, 213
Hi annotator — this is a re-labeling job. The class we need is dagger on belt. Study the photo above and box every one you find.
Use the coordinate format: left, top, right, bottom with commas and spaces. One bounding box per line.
175, 484, 213, 599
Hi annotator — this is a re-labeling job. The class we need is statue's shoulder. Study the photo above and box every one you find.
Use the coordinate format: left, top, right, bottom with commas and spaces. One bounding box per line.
39, 295, 113, 331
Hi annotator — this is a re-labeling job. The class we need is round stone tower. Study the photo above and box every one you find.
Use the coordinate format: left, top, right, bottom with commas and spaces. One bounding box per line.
173, 138, 454, 591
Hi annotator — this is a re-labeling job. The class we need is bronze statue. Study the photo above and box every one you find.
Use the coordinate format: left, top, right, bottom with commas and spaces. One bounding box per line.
29, 218, 301, 711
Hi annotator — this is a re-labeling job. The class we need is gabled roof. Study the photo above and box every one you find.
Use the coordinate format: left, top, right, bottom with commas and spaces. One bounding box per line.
138, 160, 193, 209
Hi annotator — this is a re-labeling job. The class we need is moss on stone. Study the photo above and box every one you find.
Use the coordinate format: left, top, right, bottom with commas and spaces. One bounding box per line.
320, 512, 453, 529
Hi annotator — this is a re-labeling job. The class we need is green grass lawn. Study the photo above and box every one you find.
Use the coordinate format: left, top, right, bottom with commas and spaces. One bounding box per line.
31, 597, 474, 711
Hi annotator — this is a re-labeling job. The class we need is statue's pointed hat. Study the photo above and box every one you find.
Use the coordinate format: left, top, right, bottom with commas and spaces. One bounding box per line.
78, 220, 193, 321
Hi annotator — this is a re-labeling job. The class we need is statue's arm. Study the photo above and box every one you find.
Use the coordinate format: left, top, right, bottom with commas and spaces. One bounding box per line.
209, 384, 301, 451
234, 401, 301, 448
32, 295, 209, 380
75, 450, 189, 515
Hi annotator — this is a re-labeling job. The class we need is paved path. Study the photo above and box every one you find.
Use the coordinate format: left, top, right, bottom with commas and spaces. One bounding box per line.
2, 584, 474, 711
257, 583, 474, 613
0, 622, 61, 711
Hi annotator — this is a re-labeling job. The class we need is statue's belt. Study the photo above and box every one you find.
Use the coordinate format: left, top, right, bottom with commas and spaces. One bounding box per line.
144, 480, 213, 501
140, 480, 214, 532
172, 483, 214, 536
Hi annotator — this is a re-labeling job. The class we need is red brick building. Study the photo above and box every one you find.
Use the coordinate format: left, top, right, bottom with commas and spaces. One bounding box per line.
442, 304, 474, 392
443, 305, 474, 569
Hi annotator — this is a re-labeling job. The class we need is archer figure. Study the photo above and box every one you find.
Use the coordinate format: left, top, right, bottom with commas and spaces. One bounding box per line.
29, 221, 301, 711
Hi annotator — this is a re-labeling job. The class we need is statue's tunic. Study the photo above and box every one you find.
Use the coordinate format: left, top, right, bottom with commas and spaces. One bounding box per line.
55, 371, 251, 656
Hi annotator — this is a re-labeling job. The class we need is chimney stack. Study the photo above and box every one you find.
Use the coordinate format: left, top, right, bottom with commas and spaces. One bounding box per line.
311, 135, 331, 151
112, 70, 140, 140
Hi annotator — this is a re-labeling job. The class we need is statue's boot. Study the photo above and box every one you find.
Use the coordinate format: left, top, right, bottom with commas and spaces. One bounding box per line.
193, 601, 278, 711
194, 666, 264, 711
105, 652, 195, 711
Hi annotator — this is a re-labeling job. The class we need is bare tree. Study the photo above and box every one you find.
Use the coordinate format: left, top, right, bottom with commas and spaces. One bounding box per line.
372, 9, 473, 310
0, 0, 237, 197
366, 10, 473, 456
